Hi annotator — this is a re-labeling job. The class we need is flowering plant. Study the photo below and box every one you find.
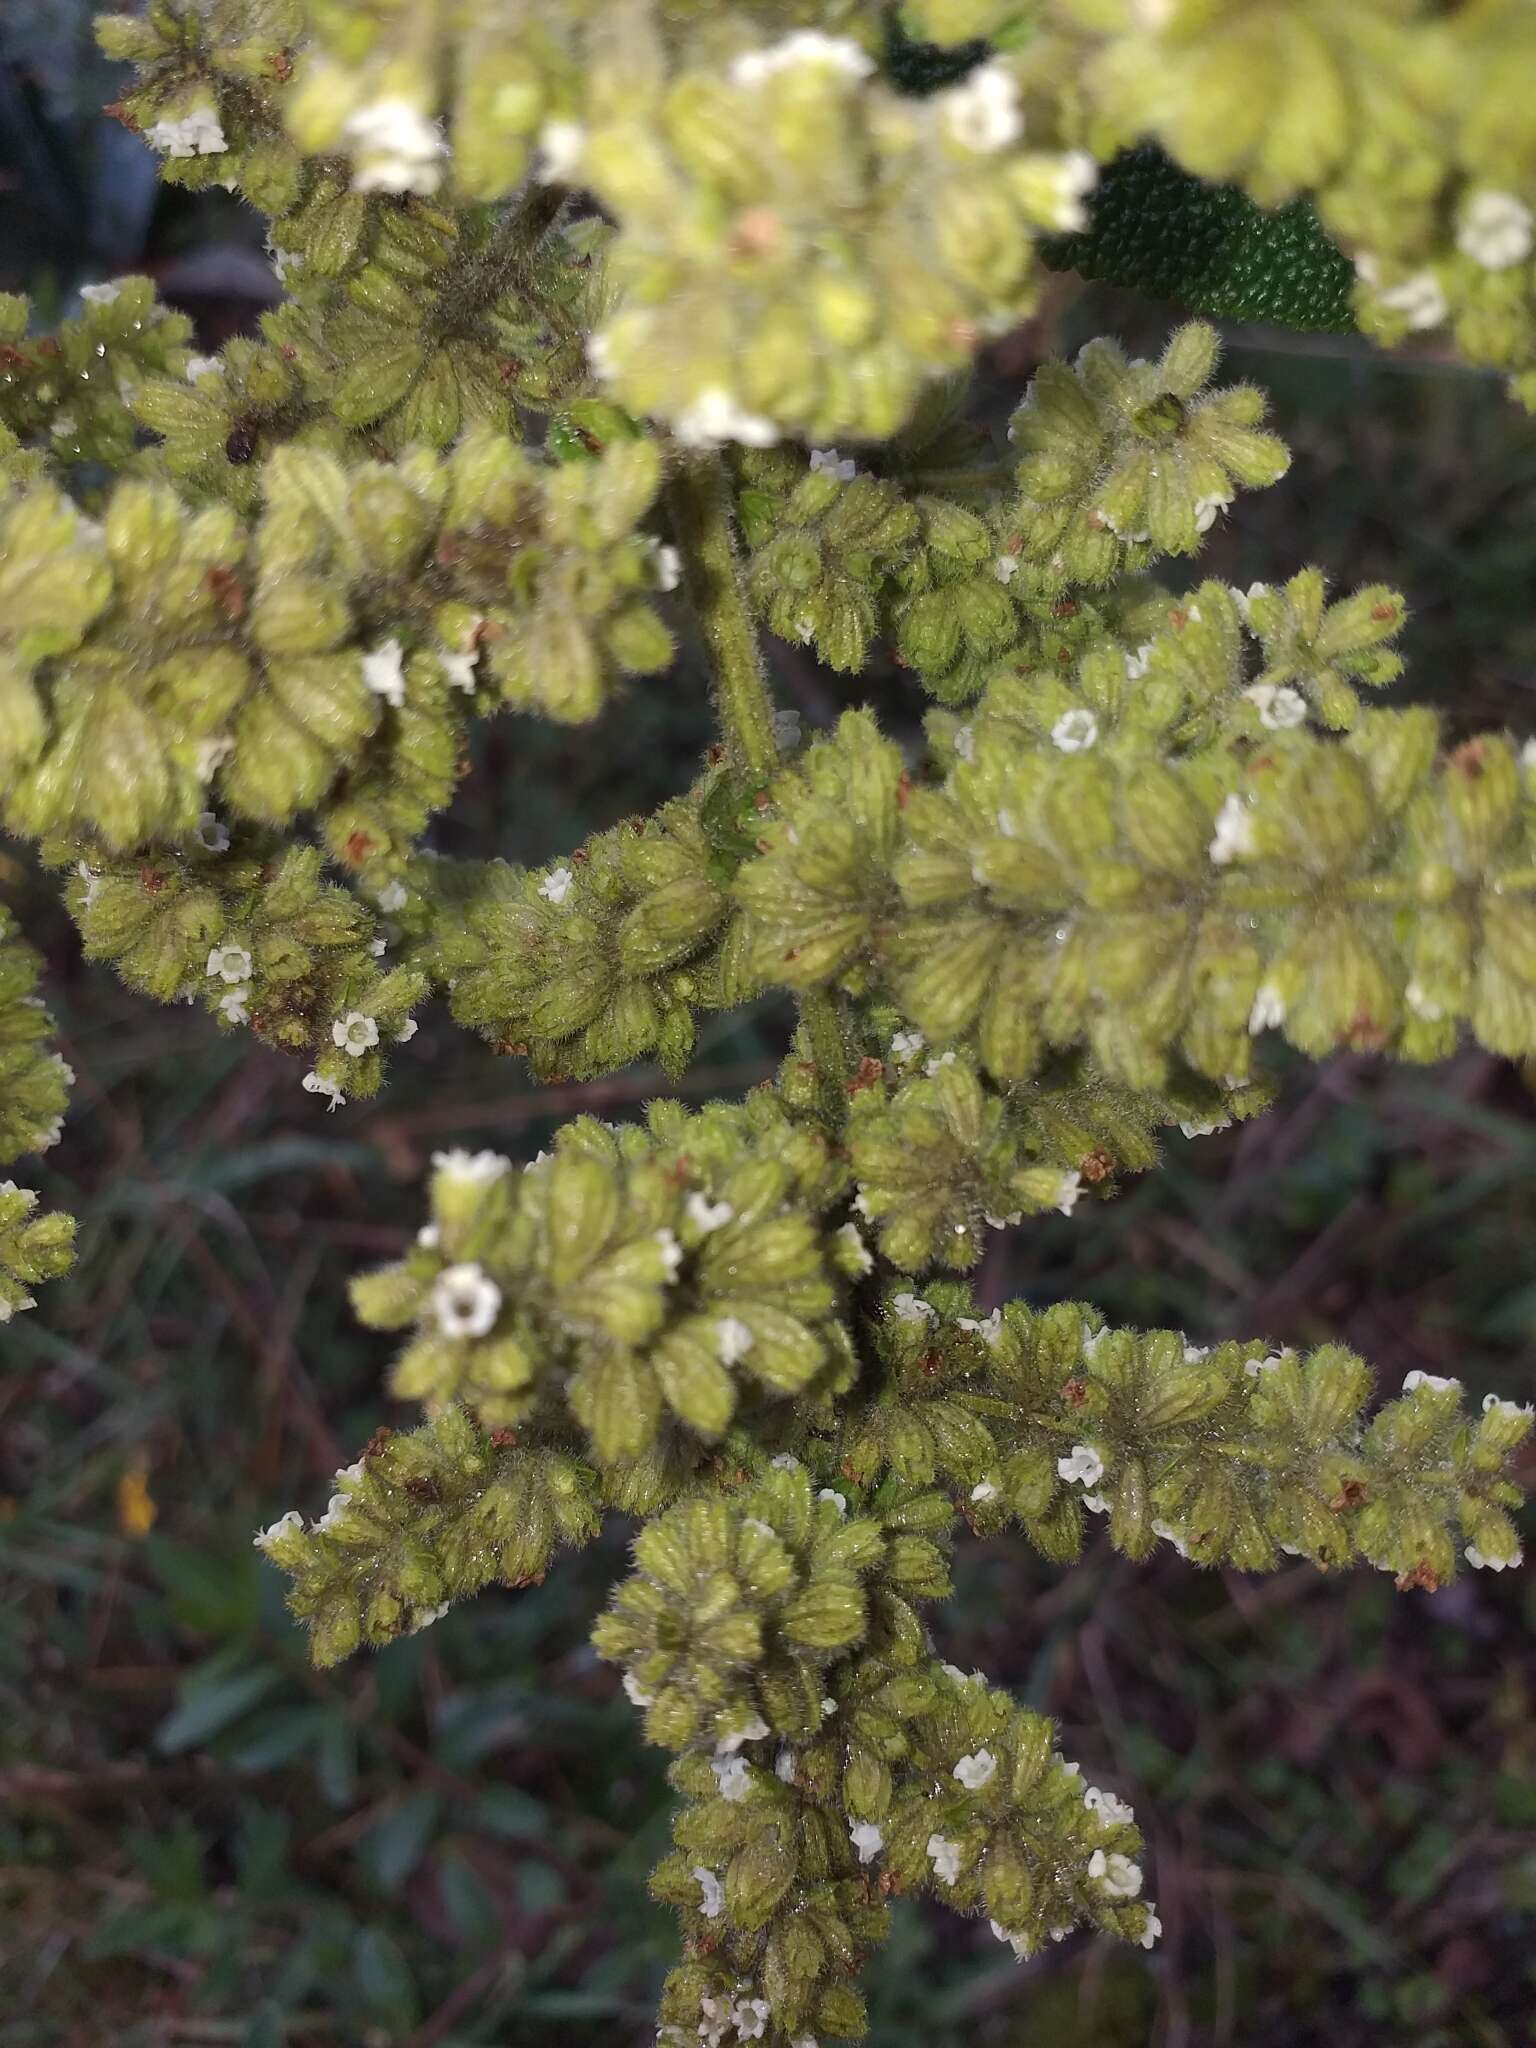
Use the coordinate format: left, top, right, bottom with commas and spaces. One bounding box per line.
3, 4, 1535, 2041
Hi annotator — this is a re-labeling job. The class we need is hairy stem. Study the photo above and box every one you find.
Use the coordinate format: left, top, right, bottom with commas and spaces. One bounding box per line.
801, 988, 851, 1130
665, 451, 780, 780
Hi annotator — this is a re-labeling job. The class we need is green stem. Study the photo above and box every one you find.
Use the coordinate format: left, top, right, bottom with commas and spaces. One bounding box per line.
665, 451, 780, 780
801, 988, 851, 1129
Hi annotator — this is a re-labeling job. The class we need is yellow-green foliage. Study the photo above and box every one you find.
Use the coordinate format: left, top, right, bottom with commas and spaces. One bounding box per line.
0, 911, 76, 1324
2, 8, 1532, 2040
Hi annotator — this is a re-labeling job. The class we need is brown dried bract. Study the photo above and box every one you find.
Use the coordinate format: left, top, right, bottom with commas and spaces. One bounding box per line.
204, 563, 247, 621
1395, 1560, 1442, 1593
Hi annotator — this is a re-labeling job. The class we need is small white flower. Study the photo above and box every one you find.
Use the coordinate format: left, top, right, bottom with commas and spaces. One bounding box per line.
1244, 682, 1308, 730
219, 987, 251, 1026
344, 97, 448, 195
431, 1149, 511, 1185
809, 447, 858, 482
206, 944, 252, 984
852, 1189, 873, 1218
818, 1488, 847, 1516
1153, 1520, 1191, 1558
1405, 980, 1446, 1022
417, 1224, 440, 1250
301, 1070, 345, 1109
715, 1714, 770, 1754
1378, 269, 1448, 331
1049, 148, 1100, 231
1244, 1351, 1286, 1378
939, 61, 1023, 153
183, 354, 221, 385
1248, 981, 1286, 1035
711, 1755, 752, 1802
439, 647, 478, 692
193, 811, 230, 853
407, 1600, 450, 1633
1178, 1118, 1228, 1139
1457, 189, 1534, 271
1402, 1369, 1461, 1395
969, 1480, 999, 1502
849, 1821, 884, 1863
890, 1029, 926, 1063
332, 1011, 380, 1057
1183, 1343, 1209, 1363
655, 1228, 684, 1280
1057, 1444, 1105, 1487
674, 387, 780, 448
1084, 1785, 1135, 1826
776, 1748, 796, 1782
432, 1262, 502, 1339
1233, 581, 1271, 625
953, 1750, 997, 1791
1209, 792, 1256, 865
770, 1453, 801, 1472
1140, 1905, 1164, 1950
716, 1315, 755, 1365
730, 31, 873, 87
622, 1671, 653, 1708
925, 1050, 957, 1077
692, 1866, 725, 1919
926, 1834, 963, 1886
984, 1210, 1022, 1230
1055, 1170, 1083, 1217
892, 1292, 936, 1326
361, 638, 407, 707
1464, 1544, 1522, 1572
267, 242, 300, 284
821, 1695, 838, 1717
538, 865, 575, 905
772, 707, 803, 751
1088, 1848, 1143, 1899
79, 281, 121, 304
369, 938, 388, 959
253, 1509, 303, 1550
959, 1310, 1003, 1347
953, 724, 975, 762
374, 881, 409, 916
993, 553, 1020, 584
1124, 642, 1155, 681
1482, 1394, 1535, 1420
836, 1222, 873, 1275
990, 1919, 1031, 1962
732, 1999, 771, 2042
1081, 1491, 1110, 1514
1193, 492, 1232, 534
686, 1191, 734, 1233
696, 1998, 731, 2048
146, 106, 227, 157
535, 118, 587, 183
1051, 707, 1099, 753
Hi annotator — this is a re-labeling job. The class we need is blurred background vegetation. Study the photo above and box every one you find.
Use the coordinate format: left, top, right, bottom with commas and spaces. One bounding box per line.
2, 8, 1535, 2045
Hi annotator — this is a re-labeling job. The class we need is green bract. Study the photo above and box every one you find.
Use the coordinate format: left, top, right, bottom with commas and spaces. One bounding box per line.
3, 5, 1532, 2041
